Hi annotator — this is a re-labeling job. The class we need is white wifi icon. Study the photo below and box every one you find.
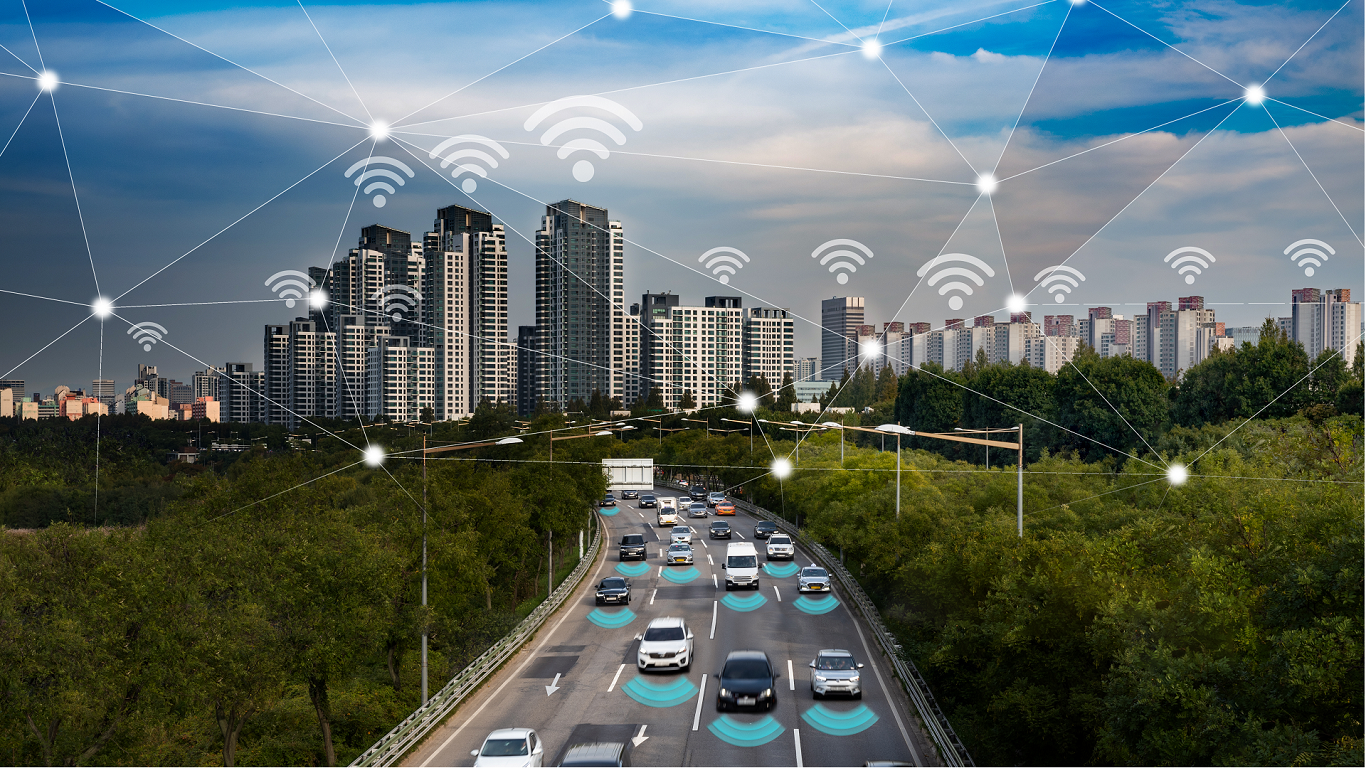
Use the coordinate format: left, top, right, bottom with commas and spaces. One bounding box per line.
344, 156, 416, 208
811, 239, 874, 285
429, 135, 511, 194
916, 253, 996, 311
264, 270, 316, 308
372, 284, 420, 322
1164, 246, 1215, 285
1284, 238, 1333, 277
699, 247, 750, 285
1032, 265, 1086, 303
127, 321, 168, 352
524, 95, 642, 183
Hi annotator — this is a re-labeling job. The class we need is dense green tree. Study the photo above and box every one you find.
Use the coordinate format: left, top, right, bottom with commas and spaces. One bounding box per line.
876, 364, 899, 403
1054, 349, 1170, 461
677, 389, 696, 409
774, 372, 797, 412
895, 363, 965, 443
468, 399, 516, 439
1174, 322, 1316, 426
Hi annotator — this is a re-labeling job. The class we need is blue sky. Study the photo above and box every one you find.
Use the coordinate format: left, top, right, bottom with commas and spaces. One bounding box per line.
0, 0, 1361, 396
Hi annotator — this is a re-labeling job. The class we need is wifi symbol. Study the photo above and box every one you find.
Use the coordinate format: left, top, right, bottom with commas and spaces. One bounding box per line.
264, 270, 316, 308
344, 156, 416, 208
916, 253, 996, 311
811, 239, 874, 285
699, 247, 750, 285
429, 135, 510, 194
1164, 246, 1215, 285
1032, 265, 1086, 304
372, 284, 420, 322
127, 321, 168, 352
1284, 238, 1333, 277
524, 95, 643, 183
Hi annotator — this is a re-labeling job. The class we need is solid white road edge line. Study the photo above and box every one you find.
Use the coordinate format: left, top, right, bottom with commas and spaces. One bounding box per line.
710, 600, 718, 639
844, 582, 924, 767
692, 674, 708, 731
794, 728, 803, 768
787, 659, 795, 690
608, 663, 625, 692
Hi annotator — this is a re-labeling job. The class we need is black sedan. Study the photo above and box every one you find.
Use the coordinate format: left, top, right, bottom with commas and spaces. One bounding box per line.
753, 521, 779, 539
595, 576, 632, 605
709, 521, 732, 539
600, 494, 617, 507
716, 650, 778, 711
620, 489, 640, 500
639, 494, 657, 508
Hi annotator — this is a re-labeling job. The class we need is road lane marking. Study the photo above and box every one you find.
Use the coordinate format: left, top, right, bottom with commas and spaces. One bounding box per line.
608, 663, 625, 692
710, 600, 717, 639
734, 532, 745, 539
707, 554, 714, 565
650, 588, 657, 605
845, 598, 922, 766
658, 566, 663, 577
545, 672, 562, 696
632, 724, 649, 747
774, 585, 782, 602
794, 728, 803, 768
712, 573, 718, 588
787, 659, 795, 690
692, 674, 708, 731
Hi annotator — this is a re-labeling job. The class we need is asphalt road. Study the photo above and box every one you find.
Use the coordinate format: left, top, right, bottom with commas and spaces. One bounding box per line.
405, 486, 931, 767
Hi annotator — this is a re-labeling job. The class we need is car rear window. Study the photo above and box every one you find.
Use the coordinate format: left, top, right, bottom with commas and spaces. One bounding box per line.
722, 659, 771, 679
621, 535, 644, 545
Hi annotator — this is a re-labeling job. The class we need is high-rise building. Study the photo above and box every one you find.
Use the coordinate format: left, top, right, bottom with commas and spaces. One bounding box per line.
820, 296, 864, 381
1043, 315, 1076, 337
535, 200, 626, 409
220, 363, 265, 423
1158, 306, 1216, 379
263, 319, 337, 429
91, 379, 115, 411
193, 367, 222, 401
637, 292, 680, 405
366, 336, 435, 422
742, 305, 794, 388
1026, 334, 1080, 373
515, 325, 538, 416
331, 314, 390, 421
0, 379, 24, 402
795, 357, 819, 382
644, 298, 745, 410
1292, 288, 1360, 367
1144, 301, 1172, 364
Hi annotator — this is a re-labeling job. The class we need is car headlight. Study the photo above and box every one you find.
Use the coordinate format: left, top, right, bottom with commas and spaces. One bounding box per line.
718, 688, 729, 697
850, 675, 860, 682
815, 675, 827, 681
762, 688, 773, 698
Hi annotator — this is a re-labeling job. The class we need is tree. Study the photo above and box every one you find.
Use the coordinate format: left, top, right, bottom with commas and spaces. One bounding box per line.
876, 365, 899, 403
774, 373, 797, 412
895, 363, 964, 453
678, 390, 696, 410
468, 399, 515, 439
748, 374, 773, 406
1055, 352, 1169, 460
1174, 325, 1314, 426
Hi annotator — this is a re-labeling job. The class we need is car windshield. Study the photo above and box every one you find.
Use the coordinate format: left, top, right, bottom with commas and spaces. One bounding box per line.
643, 626, 686, 641
669, 544, 689, 552
711, 522, 728, 529
481, 738, 528, 756
770, 536, 791, 545
621, 535, 644, 545
722, 659, 771, 679
758, 522, 776, 530
601, 578, 626, 589
801, 568, 827, 578
642, 495, 654, 500
817, 655, 857, 670
727, 555, 757, 568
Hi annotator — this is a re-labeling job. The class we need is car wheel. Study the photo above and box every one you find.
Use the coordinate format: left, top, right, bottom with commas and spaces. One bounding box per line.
725, 584, 731, 591
596, 598, 602, 605
625, 595, 631, 604
854, 691, 863, 700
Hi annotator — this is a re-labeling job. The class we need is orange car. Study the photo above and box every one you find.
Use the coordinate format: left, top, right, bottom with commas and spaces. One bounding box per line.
714, 501, 735, 515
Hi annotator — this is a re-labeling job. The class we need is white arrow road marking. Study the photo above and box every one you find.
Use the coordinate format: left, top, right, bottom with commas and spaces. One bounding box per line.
788, 659, 795, 690
608, 664, 625, 692
632, 724, 650, 747
774, 585, 782, 602
794, 728, 803, 768
692, 675, 708, 731
545, 672, 561, 696
710, 600, 718, 639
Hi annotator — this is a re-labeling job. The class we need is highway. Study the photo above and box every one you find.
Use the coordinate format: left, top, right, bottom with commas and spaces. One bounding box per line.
405, 485, 932, 767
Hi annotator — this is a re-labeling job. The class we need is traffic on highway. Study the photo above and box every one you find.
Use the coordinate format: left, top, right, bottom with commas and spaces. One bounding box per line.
407, 485, 927, 767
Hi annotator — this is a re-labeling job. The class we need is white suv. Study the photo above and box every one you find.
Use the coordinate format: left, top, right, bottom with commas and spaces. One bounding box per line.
636, 617, 694, 672
765, 534, 795, 561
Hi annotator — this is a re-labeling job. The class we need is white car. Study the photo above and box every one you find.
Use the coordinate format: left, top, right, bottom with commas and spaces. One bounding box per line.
765, 534, 795, 561
798, 565, 831, 593
810, 649, 864, 699
670, 527, 693, 545
636, 617, 694, 672
472, 728, 545, 767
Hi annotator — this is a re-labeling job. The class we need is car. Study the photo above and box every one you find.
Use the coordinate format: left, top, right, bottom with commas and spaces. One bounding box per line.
595, 576, 632, 605
657, 506, 679, 527
618, 534, 647, 561
715, 650, 779, 711
557, 741, 629, 767
638, 494, 657, 508
600, 494, 617, 508
665, 542, 694, 565
620, 489, 640, 500
636, 616, 694, 672
753, 521, 779, 539
688, 502, 709, 518
765, 534, 795, 561
798, 565, 831, 593
809, 649, 864, 700
709, 520, 732, 539
713, 501, 735, 516
669, 527, 693, 545
472, 728, 545, 767
689, 485, 708, 501
722, 542, 760, 590
707, 491, 726, 508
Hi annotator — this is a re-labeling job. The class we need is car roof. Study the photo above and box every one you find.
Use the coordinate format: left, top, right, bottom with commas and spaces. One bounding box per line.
710, 520, 729, 525
484, 728, 533, 740
668, 542, 690, 548
817, 648, 853, 656
560, 742, 625, 763
647, 616, 685, 627
725, 649, 770, 661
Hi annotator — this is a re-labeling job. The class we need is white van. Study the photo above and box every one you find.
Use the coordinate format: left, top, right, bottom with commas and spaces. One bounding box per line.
657, 498, 679, 527
722, 542, 760, 591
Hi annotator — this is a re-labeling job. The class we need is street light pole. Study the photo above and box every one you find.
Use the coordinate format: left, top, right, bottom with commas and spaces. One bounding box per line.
896, 432, 901, 520
1017, 423, 1024, 538
421, 436, 428, 705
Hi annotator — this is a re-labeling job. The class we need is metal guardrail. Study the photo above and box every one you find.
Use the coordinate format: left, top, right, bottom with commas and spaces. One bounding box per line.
351, 521, 603, 767
660, 478, 972, 766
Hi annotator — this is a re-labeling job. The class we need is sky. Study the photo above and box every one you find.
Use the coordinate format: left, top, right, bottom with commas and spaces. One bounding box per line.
0, 0, 1361, 397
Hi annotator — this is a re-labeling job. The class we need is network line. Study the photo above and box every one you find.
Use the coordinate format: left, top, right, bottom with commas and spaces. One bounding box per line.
48, 86, 101, 296
1260, 0, 1355, 87
1266, 99, 1365, 133
989, 0, 1073, 176
57, 79, 371, 131
1262, 105, 1364, 246
0, 41, 38, 74
880, 0, 1062, 48
807, 0, 866, 43
296, 0, 373, 124
622, 7, 861, 52
1086, 0, 1244, 90
877, 57, 978, 175
0, 91, 41, 159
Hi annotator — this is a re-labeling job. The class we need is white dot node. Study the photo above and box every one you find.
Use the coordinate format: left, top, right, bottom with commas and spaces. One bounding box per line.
372, 194, 386, 208
771, 457, 793, 479
573, 160, 595, 182
309, 290, 329, 309
461, 178, 478, 194
1054, 294, 1065, 303
612, 1, 632, 19
1243, 84, 1265, 105
364, 446, 386, 467
92, 297, 113, 318
1304, 267, 1315, 277
1166, 463, 1188, 486
862, 38, 883, 59
976, 173, 998, 195
1185, 274, 1195, 285
1006, 294, 1027, 313
37, 71, 58, 91
948, 296, 964, 311
836, 273, 849, 285
737, 391, 759, 414
369, 121, 390, 140
719, 275, 730, 284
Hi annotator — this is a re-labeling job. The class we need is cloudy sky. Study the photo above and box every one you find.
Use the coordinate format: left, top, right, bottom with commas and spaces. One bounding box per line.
0, 0, 1360, 396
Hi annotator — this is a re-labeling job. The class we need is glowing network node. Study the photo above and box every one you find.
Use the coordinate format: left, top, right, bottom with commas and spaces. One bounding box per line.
976, 173, 998, 195
1069, 0, 1087, 5
771, 457, 793, 479
91, 297, 113, 318
37, 71, 58, 91
364, 446, 386, 467
309, 290, 329, 309
369, 121, 390, 141
1006, 294, 1027, 313
737, 391, 759, 414
862, 38, 882, 59
1166, 463, 1188, 486
859, 337, 881, 362
611, 1, 632, 19
1243, 84, 1265, 105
